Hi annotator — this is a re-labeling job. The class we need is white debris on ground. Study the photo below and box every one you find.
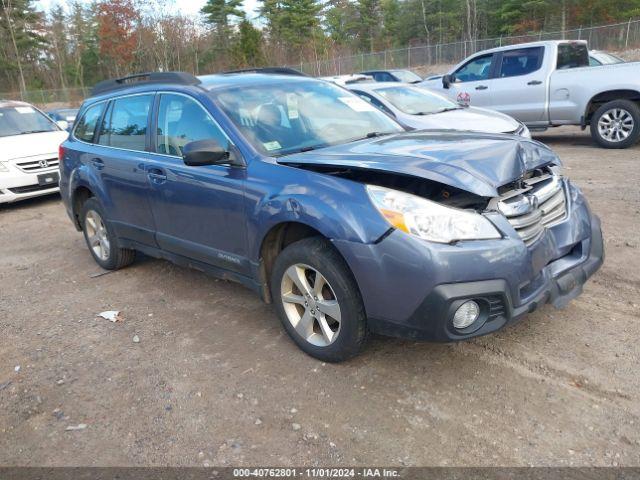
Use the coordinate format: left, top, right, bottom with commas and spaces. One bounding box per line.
97, 311, 122, 322
65, 424, 87, 431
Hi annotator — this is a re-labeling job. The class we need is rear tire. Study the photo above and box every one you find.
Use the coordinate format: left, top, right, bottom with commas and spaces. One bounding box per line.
81, 198, 135, 270
270, 237, 368, 362
590, 99, 640, 149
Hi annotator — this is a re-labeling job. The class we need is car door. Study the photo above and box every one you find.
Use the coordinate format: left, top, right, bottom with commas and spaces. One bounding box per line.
446, 53, 496, 107
91, 93, 157, 246
144, 92, 249, 275
487, 47, 546, 123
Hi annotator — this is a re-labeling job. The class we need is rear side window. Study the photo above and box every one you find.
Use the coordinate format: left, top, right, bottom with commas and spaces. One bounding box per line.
557, 43, 589, 69
498, 47, 544, 78
98, 94, 153, 151
73, 103, 105, 143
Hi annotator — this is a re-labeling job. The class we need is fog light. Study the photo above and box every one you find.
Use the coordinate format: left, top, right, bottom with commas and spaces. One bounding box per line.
452, 300, 480, 329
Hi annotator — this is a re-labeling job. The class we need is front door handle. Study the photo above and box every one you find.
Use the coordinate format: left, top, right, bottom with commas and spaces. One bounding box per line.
475, 85, 488, 90
527, 80, 542, 85
91, 158, 104, 170
147, 167, 167, 184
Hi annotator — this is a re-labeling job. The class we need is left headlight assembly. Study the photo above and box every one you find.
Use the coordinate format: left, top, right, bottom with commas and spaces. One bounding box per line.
366, 185, 501, 243
0, 162, 9, 172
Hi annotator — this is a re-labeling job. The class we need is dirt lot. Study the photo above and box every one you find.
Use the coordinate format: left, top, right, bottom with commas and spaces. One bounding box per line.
1, 127, 639, 467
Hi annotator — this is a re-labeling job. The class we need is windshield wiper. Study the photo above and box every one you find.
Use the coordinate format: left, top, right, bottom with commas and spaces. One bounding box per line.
416, 107, 461, 115
276, 143, 328, 156
364, 131, 395, 138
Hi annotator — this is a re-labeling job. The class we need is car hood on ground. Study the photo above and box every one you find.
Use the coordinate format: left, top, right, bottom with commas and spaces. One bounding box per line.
400, 106, 520, 134
278, 131, 559, 197
0, 130, 68, 162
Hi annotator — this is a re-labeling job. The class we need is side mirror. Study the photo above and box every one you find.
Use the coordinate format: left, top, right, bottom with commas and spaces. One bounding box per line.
183, 139, 229, 166
56, 120, 69, 131
442, 74, 455, 89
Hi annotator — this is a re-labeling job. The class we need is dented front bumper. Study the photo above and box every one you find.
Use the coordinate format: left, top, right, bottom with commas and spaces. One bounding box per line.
333, 180, 604, 342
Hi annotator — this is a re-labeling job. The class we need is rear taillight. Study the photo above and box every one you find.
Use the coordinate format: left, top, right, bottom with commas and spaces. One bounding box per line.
58, 144, 66, 167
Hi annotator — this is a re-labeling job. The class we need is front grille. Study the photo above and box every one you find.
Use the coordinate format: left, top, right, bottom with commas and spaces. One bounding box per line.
16, 157, 59, 173
497, 172, 567, 246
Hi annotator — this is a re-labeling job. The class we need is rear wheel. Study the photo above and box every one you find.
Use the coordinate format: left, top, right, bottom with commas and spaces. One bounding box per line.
81, 198, 135, 270
590, 99, 640, 149
270, 237, 367, 362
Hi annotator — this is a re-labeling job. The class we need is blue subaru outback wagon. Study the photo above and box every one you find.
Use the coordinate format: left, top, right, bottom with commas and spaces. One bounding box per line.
59, 71, 603, 362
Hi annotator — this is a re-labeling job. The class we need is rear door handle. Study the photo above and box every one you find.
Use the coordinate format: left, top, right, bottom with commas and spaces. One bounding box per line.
475, 85, 488, 90
147, 167, 167, 184
91, 158, 104, 170
527, 80, 542, 85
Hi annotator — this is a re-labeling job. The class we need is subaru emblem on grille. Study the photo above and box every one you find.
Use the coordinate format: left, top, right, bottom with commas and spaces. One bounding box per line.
38, 159, 49, 168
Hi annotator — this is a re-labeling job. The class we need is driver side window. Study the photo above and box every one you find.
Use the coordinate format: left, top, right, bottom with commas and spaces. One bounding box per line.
454, 54, 494, 82
155, 94, 230, 157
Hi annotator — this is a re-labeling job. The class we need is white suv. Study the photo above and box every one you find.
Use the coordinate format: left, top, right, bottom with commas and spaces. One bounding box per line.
0, 100, 69, 204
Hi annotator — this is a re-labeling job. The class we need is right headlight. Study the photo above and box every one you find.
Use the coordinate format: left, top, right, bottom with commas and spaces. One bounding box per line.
366, 185, 501, 243
0, 162, 9, 172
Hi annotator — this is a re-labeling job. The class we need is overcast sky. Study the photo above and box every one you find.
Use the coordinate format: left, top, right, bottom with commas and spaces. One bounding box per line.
35, 0, 260, 20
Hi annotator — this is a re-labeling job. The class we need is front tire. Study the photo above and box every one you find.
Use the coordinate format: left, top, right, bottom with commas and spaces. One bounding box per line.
270, 237, 367, 362
81, 198, 135, 270
590, 99, 640, 149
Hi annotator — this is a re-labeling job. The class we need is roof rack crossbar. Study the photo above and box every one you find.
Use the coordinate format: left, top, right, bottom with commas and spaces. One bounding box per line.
91, 71, 201, 97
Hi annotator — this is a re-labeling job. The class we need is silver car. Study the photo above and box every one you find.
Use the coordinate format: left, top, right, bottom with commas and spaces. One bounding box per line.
347, 82, 530, 138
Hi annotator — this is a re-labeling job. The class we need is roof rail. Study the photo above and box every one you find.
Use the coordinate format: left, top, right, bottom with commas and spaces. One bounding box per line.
222, 67, 307, 77
91, 72, 201, 97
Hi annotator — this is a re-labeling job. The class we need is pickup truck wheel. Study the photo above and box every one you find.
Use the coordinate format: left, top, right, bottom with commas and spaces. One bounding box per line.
271, 237, 367, 362
81, 198, 135, 270
590, 100, 640, 149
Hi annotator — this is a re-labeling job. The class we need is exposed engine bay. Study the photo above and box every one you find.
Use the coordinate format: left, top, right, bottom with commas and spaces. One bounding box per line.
287, 163, 490, 211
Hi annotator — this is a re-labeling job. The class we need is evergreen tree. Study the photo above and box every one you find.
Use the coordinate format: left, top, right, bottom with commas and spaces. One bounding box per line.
201, 0, 245, 62
356, 0, 382, 52
233, 19, 266, 67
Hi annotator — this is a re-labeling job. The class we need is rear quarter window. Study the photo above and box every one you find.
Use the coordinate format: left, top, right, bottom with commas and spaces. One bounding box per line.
498, 47, 544, 78
73, 103, 105, 143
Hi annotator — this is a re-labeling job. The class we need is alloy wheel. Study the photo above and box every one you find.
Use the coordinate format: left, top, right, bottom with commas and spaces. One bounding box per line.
280, 263, 342, 347
598, 108, 635, 142
85, 210, 111, 261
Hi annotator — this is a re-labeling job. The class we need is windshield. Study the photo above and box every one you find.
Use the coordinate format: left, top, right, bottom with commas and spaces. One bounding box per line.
210, 80, 403, 156
392, 70, 422, 83
376, 86, 458, 115
0, 105, 58, 137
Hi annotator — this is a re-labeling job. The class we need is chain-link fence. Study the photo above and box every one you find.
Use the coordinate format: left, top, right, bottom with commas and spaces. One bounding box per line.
290, 18, 640, 76
0, 87, 89, 109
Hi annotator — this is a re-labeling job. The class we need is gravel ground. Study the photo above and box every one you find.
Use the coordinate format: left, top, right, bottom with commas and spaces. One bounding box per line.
0, 127, 639, 467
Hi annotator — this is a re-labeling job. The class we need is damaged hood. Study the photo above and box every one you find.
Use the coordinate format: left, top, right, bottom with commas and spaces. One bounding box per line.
278, 131, 560, 197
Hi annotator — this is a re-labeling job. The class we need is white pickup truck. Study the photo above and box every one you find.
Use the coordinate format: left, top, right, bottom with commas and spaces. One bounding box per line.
421, 40, 640, 148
